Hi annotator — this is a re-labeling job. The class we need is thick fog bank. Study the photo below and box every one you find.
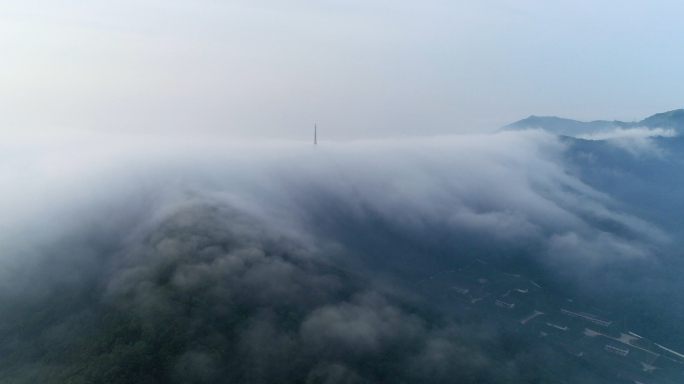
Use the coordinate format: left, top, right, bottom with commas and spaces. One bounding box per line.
1, 132, 666, 292
0, 131, 682, 382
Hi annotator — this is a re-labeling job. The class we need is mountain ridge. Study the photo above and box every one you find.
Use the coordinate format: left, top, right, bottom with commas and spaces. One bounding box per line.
502, 108, 684, 136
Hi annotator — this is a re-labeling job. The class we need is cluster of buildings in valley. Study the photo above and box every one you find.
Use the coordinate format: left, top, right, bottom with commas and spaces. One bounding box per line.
421, 263, 684, 384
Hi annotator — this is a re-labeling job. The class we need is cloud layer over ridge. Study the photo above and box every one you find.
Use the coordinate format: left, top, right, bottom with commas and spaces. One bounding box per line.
0, 130, 678, 383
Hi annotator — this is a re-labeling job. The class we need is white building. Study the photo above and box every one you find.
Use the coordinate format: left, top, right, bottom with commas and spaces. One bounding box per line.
495, 300, 515, 309
605, 343, 629, 356
561, 309, 612, 326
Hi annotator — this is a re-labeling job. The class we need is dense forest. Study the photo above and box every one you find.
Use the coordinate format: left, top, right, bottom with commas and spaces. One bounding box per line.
0, 202, 635, 384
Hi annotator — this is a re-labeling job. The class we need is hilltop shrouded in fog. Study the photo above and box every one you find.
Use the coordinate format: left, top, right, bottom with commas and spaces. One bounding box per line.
4, 1, 684, 383
1, 122, 683, 383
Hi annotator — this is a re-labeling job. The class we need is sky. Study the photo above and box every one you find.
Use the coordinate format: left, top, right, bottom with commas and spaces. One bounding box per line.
1, 0, 684, 140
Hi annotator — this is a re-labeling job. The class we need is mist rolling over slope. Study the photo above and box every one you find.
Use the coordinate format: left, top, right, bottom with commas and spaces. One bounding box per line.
5, 1, 684, 382
1, 126, 683, 383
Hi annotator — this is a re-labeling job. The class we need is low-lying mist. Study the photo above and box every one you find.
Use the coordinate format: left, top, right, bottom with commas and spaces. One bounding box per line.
1, 130, 681, 383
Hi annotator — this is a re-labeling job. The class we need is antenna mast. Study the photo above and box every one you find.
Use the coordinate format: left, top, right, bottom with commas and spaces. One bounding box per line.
314, 124, 317, 145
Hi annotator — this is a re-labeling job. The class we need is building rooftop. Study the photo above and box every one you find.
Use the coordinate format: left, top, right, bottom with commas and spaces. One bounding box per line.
579, 311, 611, 323
606, 342, 629, 352
561, 309, 612, 325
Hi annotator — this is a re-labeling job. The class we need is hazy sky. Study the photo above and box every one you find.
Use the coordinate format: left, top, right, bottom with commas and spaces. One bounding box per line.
2, 1, 683, 140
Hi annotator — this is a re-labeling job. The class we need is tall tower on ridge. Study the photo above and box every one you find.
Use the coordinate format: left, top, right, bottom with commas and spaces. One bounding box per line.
314, 124, 317, 145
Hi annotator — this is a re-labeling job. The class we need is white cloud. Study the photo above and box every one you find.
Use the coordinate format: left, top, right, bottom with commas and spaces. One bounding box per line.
577, 127, 675, 157
0, 129, 667, 287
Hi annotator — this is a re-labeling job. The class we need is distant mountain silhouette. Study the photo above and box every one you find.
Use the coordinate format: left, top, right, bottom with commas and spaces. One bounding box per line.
639, 109, 684, 130
502, 109, 684, 136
